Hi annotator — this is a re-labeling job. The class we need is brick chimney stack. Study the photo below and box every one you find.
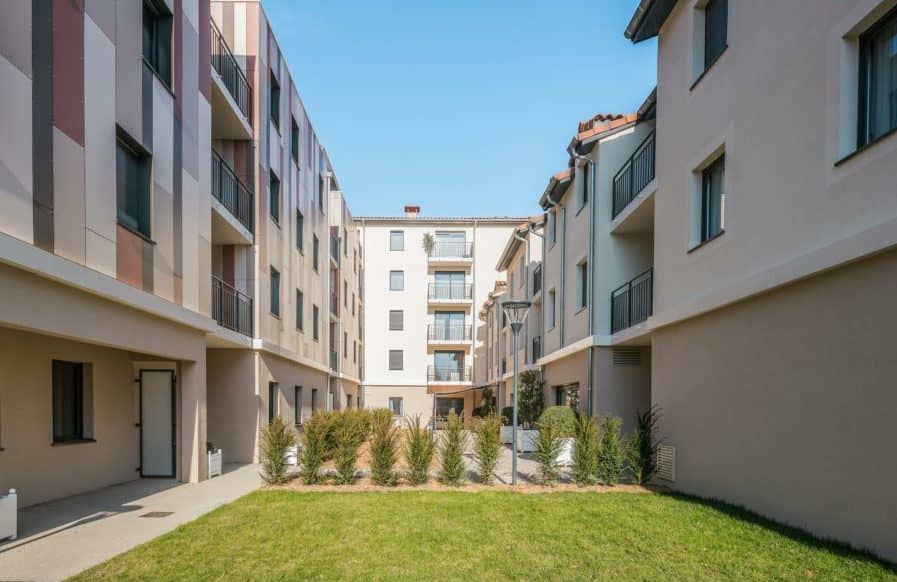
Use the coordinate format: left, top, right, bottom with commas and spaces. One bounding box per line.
404, 205, 420, 219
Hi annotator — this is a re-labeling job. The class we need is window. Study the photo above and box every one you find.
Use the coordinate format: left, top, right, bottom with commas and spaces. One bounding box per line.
548, 210, 557, 246
577, 260, 588, 310
532, 336, 541, 362
291, 117, 299, 163
142, 0, 172, 86
311, 388, 319, 413
344, 227, 349, 256
700, 154, 726, 242
269, 71, 280, 130
318, 175, 325, 212
296, 290, 304, 330
346, 394, 353, 409
858, 9, 897, 147
554, 386, 567, 407
296, 210, 304, 251
343, 331, 348, 357
352, 293, 356, 316
269, 171, 280, 223
313, 305, 320, 340
270, 268, 281, 316
389, 310, 404, 331
389, 270, 404, 291
344, 280, 348, 307
353, 341, 357, 363
294, 386, 302, 425
353, 249, 357, 273
52, 360, 86, 443
579, 163, 589, 209
116, 134, 151, 238
703, 0, 728, 70
389, 350, 403, 370
388, 397, 403, 416
389, 230, 404, 251
548, 289, 557, 329
313, 235, 319, 271
268, 382, 278, 423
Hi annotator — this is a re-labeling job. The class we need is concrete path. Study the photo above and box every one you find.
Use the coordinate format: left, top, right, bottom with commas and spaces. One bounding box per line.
0, 463, 260, 581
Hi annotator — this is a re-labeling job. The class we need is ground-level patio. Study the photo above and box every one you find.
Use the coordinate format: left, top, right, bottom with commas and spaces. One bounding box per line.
0, 464, 259, 582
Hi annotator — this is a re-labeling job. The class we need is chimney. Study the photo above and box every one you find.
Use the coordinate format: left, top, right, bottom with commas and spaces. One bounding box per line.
404, 205, 420, 219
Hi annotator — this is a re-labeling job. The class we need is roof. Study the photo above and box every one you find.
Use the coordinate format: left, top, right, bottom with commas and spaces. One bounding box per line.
538, 168, 573, 209
354, 216, 528, 225
478, 281, 508, 319
625, 0, 680, 43
574, 113, 639, 152
495, 216, 544, 271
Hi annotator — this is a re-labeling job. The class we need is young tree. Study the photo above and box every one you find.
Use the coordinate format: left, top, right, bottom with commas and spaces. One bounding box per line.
518, 370, 545, 428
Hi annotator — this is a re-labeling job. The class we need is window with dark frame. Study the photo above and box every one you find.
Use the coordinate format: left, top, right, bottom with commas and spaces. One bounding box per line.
389, 350, 403, 370
389, 310, 404, 331
142, 0, 172, 86
269, 171, 280, 223
291, 117, 300, 163
579, 164, 589, 209
343, 331, 348, 357
700, 154, 726, 243
116, 134, 152, 238
268, 382, 277, 423
296, 289, 304, 330
703, 0, 728, 70
858, 8, 897, 148
270, 267, 281, 317
296, 210, 304, 251
313, 235, 320, 271
294, 386, 302, 425
269, 71, 280, 129
311, 388, 318, 413
52, 360, 84, 443
388, 397, 403, 416
318, 175, 325, 212
577, 261, 588, 309
313, 305, 320, 340
344, 280, 348, 307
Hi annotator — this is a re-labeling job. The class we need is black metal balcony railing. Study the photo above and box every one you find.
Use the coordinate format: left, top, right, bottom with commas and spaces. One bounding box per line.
212, 276, 253, 337
428, 241, 474, 259
210, 19, 252, 122
428, 283, 473, 301
532, 264, 542, 296
611, 268, 653, 334
211, 151, 253, 233
427, 366, 472, 383
612, 130, 655, 219
329, 350, 339, 372
427, 324, 472, 342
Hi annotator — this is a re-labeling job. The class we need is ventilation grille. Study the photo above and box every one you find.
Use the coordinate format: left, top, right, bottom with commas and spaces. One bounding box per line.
613, 348, 641, 366
656, 445, 675, 482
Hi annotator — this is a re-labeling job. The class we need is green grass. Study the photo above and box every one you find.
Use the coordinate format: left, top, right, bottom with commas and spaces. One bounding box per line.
74, 490, 896, 581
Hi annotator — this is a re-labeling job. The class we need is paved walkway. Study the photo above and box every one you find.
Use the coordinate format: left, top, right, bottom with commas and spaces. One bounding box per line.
0, 463, 260, 581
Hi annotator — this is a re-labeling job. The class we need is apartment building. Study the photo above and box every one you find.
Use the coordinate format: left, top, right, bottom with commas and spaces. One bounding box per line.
626, 0, 897, 561
534, 101, 655, 435
206, 0, 362, 465
478, 218, 544, 409
359, 208, 522, 425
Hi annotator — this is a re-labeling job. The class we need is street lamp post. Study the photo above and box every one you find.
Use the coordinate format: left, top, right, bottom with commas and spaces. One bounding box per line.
502, 300, 531, 486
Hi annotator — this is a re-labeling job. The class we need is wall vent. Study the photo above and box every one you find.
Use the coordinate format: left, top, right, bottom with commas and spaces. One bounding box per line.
612, 347, 641, 366
656, 445, 675, 482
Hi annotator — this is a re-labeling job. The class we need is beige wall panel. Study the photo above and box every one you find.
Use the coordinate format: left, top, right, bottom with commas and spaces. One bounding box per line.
197, 99, 212, 242
181, 170, 201, 311
542, 350, 587, 400
52, 128, 87, 264
86, 228, 116, 277
364, 385, 433, 426
207, 349, 258, 463
153, 186, 175, 302
85, 1, 115, 42
594, 347, 651, 436
198, 234, 212, 315
152, 83, 175, 194
114, 0, 141, 141
0, 57, 34, 244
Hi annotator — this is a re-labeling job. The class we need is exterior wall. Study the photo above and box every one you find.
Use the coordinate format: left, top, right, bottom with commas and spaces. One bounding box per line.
541, 349, 588, 411
206, 349, 258, 463
364, 384, 434, 426
652, 248, 897, 562
329, 191, 364, 385
593, 347, 651, 436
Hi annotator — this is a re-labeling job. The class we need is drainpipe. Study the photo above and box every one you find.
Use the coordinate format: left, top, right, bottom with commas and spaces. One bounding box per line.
568, 140, 597, 417
544, 196, 566, 348
513, 227, 530, 368
528, 221, 545, 374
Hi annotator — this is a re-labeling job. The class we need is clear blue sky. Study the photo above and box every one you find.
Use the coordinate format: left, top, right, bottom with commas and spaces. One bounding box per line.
264, 0, 657, 218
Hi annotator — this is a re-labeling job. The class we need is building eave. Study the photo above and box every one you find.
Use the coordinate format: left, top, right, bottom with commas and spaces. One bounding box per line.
625, 0, 679, 43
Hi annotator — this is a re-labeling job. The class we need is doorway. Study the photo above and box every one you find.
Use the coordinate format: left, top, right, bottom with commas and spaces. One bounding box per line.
140, 370, 176, 478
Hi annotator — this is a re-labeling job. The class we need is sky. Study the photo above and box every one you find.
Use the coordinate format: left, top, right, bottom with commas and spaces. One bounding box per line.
263, 0, 657, 218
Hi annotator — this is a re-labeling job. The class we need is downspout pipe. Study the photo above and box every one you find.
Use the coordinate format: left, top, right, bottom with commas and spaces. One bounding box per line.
568, 140, 597, 417
543, 196, 566, 349
512, 227, 530, 367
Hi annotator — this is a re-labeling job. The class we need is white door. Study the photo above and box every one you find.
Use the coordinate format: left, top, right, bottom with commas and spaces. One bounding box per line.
141, 370, 175, 477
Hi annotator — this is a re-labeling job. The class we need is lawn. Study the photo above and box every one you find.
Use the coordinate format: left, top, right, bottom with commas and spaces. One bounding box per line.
74, 490, 896, 581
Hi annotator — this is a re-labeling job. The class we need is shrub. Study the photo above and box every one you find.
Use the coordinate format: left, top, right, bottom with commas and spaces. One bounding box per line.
439, 410, 467, 486
597, 416, 625, 486
333, 410, 367, 485
472, 387, 496, 418
538, 406, 577, 438
518, 371, 545, 428
299, 412, 329, 484
259, 417, 297, 485
533, 420, 562, 486
626, 406, 662, 485
571, 415, 600, 486
370, 409, 399, 486
500, 406, 515, 426
404, 415, 436, 486
471, 413, 502, 485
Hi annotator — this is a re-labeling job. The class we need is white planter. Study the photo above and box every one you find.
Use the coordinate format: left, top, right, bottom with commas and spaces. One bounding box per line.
0, 489, 16, 541
516, 429, 539, 453
207, 449, 223, 478
284, 444, 299, 466
557, 438, 575, 467
500, 426, 515, 444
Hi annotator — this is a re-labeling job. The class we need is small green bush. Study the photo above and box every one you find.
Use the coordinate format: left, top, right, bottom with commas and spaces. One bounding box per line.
534, 420, 562, 486
626, 406, 662, 485
518, 371, 545, 428
571, 415, 600, 486
500, 406, 515, 426
597, 416, 625, 486
439, 410, 467, 486
404, 415, 436, 486
471, 413, 502, 485
370, 409, 399, 486
259, 416, 297, 485
538, 406, 577, 438
333, 410, 367, 485
299, 412, 329, 484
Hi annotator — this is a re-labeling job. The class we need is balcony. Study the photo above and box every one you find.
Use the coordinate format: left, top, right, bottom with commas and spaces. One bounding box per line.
211, 152, 253, 241
211, 276, 252, 337
210, 19, 252, 139
611, 269, 653, 334
427, 324, 472, 344
427, 241, 473, 265
427, 283, 473, 304
613, 131, 655, 219
427, 366, 472, 384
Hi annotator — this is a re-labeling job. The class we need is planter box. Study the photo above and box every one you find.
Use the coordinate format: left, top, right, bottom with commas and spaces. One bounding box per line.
516, 429, 539, 453
207, 449, 223, 479
500, 426, 515, 444
557, 438, 574, 467
0, 489, 16, 541
284, 444, 299, 466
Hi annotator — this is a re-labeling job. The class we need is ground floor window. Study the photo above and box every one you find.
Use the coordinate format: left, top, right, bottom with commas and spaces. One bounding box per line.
346, 394, 353, 409
553, 386, 566, 407
268, 382, 278, 423
388, 397, 403, 416
294, 386, 302, 426
53, 360, 89, 443
435, 397, 464, 418
311, 388, 319, 413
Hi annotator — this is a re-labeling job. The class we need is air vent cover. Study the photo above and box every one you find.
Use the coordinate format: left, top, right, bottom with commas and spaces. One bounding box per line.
656, 445, 675, 482
613, 347, 641, 366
